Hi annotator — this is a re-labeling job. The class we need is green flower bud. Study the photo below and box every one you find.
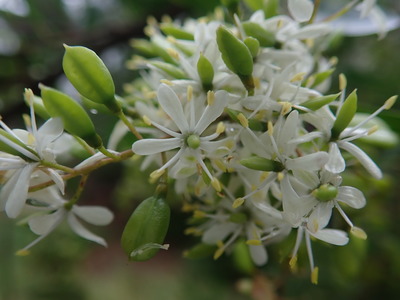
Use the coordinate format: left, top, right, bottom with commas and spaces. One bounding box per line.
242, 22, 276, 47
301, 93, 340, 111
244, 37, 260, 58
312, 184, 338, 202
40, 84, 102, 148
197, 53, 214, 91
240, 156, 284, 172
331, 89, 358, 139
149, 61, 187, 79
183, 243, 217, 259
307, 68, 335, 88
216, 26, 253, 77
62, 45, 120, 113
160, 24, 194, 40
121, 196, 170, 261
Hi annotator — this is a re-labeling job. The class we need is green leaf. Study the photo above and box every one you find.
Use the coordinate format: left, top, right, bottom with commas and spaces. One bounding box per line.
63, 45, 120, 113
40, 84, 102, 148
121, 196, 170, 261
331, 89, 358, 139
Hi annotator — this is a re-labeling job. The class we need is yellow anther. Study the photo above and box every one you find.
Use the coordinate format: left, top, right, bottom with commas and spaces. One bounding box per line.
182, 202, 197, 212
193, 210, 206, 218
339, 73, 347, 91
167, 48, 180, 60
329, 56, 338, 66
15, 249, 30, 256
237, 113, 249, 128
166, 36, 177, 44
277, 19, 283, 29
260, 172, 270, 182
211, 177, 222, 192
213, 247, 224, 260
146, 16, 157, 26
23, 88, 34, 105
311, 267, 319, 285
289, 255, 298, 271
384, 95, 397, 110
246, 239, 262, 246
207, 90, 215, 106
267, 121, 274, 136
368, 125, 379, 135
161, 15, 172, 23
187, 85, 193, 102
184, 227, 202, 236
232, 198, 245, 208
160, 79, 174, 86
254, 77, 261, 89
215, 160, 227, 172
277, 172, 284, 182
144, 26, 156, 37
280, 102, 292, 115
150, 169, 165, 180
290, 72, 306, 83
143, 115, 152, 126
216, 122, 225, 134
350, 226, 368, 240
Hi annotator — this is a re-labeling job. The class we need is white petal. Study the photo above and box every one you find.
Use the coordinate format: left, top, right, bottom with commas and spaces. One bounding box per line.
339, 141, 382, 179
249, 244, 268, 266
47, 169, 65, 194
72, 205, 114, 226
36, 118, 63, 154
158, 84, 189, 133
277, 110, 298, 147
194, 90, 228, 134
309, 228, 349, 246
0, 156, 27, 170
285, 151, 328, 171
325, 142, 345, 174
307, 202, 334, 233
2, 163, 36, 218
28, 209, 65, 235
67, 213, 107, 246
132, 138, 181, 155
202, 223, 237, 244
290, 24, 331, 39
292, 169, 319, 189
288, 0, 314, 22
107, 120, 128, 150
336, 186, 366, 209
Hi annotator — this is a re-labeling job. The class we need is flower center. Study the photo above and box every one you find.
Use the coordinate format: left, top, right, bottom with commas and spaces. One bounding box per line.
312, 184, 338, 202
186, 134, 201, 149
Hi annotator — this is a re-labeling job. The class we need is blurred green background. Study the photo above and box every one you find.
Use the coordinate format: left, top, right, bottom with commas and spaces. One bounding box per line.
0, 0, 399, 299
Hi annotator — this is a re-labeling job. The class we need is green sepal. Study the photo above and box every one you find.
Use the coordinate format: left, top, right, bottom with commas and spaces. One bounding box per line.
216, 26, 253, 77
242, 22, 276, 47
63, 45, 120, 113
232, 239, 255, 275
149, 61, 187, 79
121, 196, 170, 262
226, 108, 264, 131
240, 156, 284, 172
183, 243, 217, 259
160, 24, 194, 40
244, 37, 260, 58
40, 84, 102, 148
197, 53, 214, 91
301, 93, 340, 111
331, 89, 358, 139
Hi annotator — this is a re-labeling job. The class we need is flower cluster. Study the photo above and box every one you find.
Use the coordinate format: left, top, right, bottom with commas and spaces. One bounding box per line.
0, 0, 397, 285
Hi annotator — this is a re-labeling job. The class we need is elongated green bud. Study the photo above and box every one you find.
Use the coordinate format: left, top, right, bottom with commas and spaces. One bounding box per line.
62, 45, 120, 113
197, 53, 214, 91
331, 89, 358, 139
40, 84, 102, 148
240, 156, 284, 172
301, 93, 340, 111
232, 239, 255, 275
216, 26, 253, 77
121, 196, 170, 261
244, 37, 260, 58
160, 24, 194, 40
149, 61, 187, 79
242, 22, 276, 47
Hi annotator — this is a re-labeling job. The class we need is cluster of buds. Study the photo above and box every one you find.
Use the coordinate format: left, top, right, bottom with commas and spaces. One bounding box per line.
0, 0, 397, 284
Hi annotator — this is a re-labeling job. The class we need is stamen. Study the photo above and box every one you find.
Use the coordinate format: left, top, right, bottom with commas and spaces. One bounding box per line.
232, 197, 245, 208
237, 113, 248, 128
160, 79, 174, 86
350, 226, 367, 240
207, 91, 215, 106
339, 73, 347, 91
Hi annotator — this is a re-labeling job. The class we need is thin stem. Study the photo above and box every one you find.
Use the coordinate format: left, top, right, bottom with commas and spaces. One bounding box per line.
322, 0, 360, 23
308, 0, 321, 24
117, 110, 143, 140
40, 160, 76, 174
98, 145, 119, 159
74, 136, 96, 155
65, 174, 89, 210
29, 149, 134, 193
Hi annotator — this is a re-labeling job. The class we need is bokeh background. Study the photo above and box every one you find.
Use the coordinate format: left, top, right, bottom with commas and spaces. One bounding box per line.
0, 0, 399, 299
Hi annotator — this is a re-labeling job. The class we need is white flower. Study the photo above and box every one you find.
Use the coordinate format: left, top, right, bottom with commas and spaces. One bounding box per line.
132, 84, 229, 186
0, 89, 64, 218
288, 0, 314, 23
17, 186, 114, 254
